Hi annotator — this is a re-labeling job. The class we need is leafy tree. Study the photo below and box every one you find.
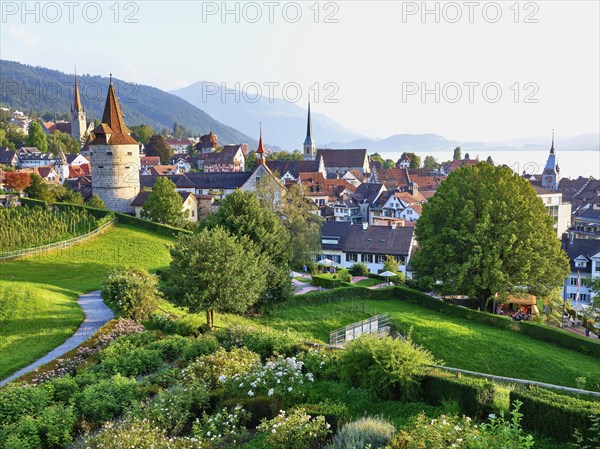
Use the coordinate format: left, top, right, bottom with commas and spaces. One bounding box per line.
283, 184, 323, 266
141, 177, 185, 226
101, 268, 161, 321
4, 172, 31, 192
145, 135, 173, 164
486, 155, 494, 165
423, 155, 439, 171
47, 131, 80, 155
452, 146, 462, 161
412, 162, 570, 311
245, 151, 258, 171
383, 159, 396, 169
399, 152, 421, 169
269, 150, 304, 161
383, 255, 405, 284
25, 173, 53, 202
86, 194, 107, 209
0, 129, 11, 148
164, 227, 267, 327
56, 187, 84, 205
206, 190, 292, 304
255, 173, 282, 212
26, 121, 48, 152
0, 123, 27, 149
130, 124, 154, 145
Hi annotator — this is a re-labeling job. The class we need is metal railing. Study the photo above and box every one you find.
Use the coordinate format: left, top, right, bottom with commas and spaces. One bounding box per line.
329, 313, 390, 346
0, 219, 117, 261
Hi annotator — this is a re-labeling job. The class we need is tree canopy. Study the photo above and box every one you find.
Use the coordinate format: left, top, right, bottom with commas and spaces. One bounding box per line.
423, 155, 439, 171
26, 121, 48, 152
4, 172, 31, 192
283, 184, 323, 266
206, 190, 292, 304
130, 124, 155, 146
399, 152, 421, 169
412, 162, 569, 310
86, 194, 107, 209
141, 176, 185, 226
47, 131, 80, 155
164, 227, 267, 327
145, 135, 174, 164
453, 147, 462, 161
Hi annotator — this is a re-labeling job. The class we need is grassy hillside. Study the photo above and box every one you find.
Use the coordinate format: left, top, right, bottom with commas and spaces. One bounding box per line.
257, 292, 600, 391
0, 60, 256, 145
0, 224, 173, 379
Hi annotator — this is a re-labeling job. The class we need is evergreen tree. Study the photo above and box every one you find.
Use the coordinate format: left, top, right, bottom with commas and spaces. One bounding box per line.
452, 146, 462, 161
141, 177, 185, 226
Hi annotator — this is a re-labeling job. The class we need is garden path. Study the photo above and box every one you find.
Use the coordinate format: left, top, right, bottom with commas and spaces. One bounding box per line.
0, 290, 113, 386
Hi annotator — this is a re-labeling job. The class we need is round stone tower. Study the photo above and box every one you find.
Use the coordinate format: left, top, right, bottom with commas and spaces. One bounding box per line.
89, 76, 140, 213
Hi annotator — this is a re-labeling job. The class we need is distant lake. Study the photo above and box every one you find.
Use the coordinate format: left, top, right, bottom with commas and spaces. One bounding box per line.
379, 149, 599, 180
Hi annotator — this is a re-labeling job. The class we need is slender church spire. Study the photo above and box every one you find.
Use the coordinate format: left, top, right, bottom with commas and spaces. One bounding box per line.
256, 123, 265, 164
303, 97, 316, 161
550, 129, 555, 154
72, 67, 83, 113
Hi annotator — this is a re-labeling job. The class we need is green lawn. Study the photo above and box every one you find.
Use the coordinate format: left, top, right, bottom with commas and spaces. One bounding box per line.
257, 293, 600, 391
355, 278, 384, 287
0, 224, 174, 379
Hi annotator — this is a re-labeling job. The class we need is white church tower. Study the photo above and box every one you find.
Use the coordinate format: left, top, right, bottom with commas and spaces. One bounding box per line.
70, 71, 87, 145
303, 99, 316, 161
89, 75, 140, 213
541, 130, 560, 191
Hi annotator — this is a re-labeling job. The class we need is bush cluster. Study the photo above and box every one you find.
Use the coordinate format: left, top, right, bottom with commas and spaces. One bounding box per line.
101, 268, 161, 321
257, 408, 332, 449
326, 416, 395, 449
340, 334, 436, 400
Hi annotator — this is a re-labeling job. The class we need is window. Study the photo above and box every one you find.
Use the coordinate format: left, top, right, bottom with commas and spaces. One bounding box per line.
191, 210, 195, 217
595, 264, 600, 272
106, 152, 112, 155
376, 255, 385, 264
256, 176, 261, 183
322, 238, 338, 245
127, 152, 133, 156
575, 261, 587, 268
580, 294, 588, 301
346, 253, 358, 262
570, 277, 578, 285
362, 254, 373, 263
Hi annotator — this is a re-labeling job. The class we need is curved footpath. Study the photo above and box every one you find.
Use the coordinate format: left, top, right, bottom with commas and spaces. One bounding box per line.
0, 290, 113, 387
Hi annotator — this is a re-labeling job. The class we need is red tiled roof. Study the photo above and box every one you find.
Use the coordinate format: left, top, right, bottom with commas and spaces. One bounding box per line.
151, 165, 178, 175
43, 121, 72, 134
140, 156, 160, 166
90, 81, 138, 146
69, 164, 91, 178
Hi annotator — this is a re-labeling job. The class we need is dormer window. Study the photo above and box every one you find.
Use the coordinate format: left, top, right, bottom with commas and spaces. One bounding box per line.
575, 260, 587, 268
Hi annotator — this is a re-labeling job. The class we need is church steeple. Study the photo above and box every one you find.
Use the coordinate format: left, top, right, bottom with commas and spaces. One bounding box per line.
256, 125, 266, 164
542, 130, 560, 191
70, 67, 87, 144
550, 129, 555, 154
303, 98, 316, 161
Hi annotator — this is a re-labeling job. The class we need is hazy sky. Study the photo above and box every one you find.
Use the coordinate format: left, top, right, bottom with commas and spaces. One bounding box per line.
2, 1, 599, 142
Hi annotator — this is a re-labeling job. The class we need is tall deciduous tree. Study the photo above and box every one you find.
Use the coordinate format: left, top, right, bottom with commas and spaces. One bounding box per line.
26, 122, 48, 152
47, 131, 80, 154
412, 162, 569, 311
25, 173, 53, 202
207, 190, 292, 304
145, 135, 173, 164
283, 184, 323, 266
141, 177, 184, 226
452, 146, 462, 161
164, 227, 267, 327
423, 155, 439, 171
130, 124, 155, 145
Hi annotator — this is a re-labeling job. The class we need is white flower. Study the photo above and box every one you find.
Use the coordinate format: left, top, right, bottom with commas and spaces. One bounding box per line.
488, 413, 496, 419
272, 429, 276, 433
288, 386, 293, 392
268, 388, 274, 396
248, 390, 254, 397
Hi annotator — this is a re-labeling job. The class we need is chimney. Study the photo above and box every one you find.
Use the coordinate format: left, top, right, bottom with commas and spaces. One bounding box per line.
362, 222, 368, 231
391, 221, 397, 230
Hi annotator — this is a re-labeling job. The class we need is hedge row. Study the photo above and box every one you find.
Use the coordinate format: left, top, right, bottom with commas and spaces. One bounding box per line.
509, 388, 600, 441
311, 275, 344, 289
392, 287, 600, 359
421, 373, 496, 419
518, 321, 600, 359
21, 198, 191, 238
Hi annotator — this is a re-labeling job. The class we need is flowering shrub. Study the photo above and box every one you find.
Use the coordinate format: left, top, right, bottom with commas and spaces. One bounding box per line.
128, 384, 208, 436
72, 418, 209, 449
214, 323, 302, 358
183, 347, 261, 389
101, 268, 161, 321
221, 355, 314, 402
299, 348, 342, 381
257, 408, 332, 449
192, 404, 251, 447
326, 416, 395, 449
391, 413, 478, 449
391, 403, 534, 449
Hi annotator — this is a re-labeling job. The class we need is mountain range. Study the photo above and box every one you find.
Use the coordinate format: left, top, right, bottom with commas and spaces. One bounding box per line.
0, 60, 257, 146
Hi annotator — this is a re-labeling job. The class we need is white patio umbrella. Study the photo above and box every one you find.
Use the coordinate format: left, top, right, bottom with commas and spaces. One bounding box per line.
572, 303, 589, 312
379, 270, 397, 285
317, 258, 334, 267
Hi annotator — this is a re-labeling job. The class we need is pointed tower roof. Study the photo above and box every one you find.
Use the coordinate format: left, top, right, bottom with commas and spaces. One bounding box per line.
543, 130, 558, 174
90, 75, 137, 145
72, 69, 83, 113
256, 126, 265, 163
550, 129, 555, 155
304, 98, 314, 146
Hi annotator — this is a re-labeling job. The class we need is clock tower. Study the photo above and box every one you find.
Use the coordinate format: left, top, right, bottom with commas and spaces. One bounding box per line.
303, 99, 316, 161
541, 130, 560, 191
